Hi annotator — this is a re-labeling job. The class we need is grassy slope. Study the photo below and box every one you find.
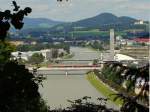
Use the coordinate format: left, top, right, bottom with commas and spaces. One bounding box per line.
86, 72, 123, 106
62, 53, 74, 59
69, 30, 126, 37
70, 30, 108, 36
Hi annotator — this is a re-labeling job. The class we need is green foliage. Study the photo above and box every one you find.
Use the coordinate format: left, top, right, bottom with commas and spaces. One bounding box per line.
0, 41, 15, 63
92, 59, 98, 65
82, 40, 104, 51
69, 30, 109, 37
58, 52, 64, 57
0, 2, 49, 112
0, 1, 32, 41
16, 43, 70, 53
50, 96, 119, 112
0, 61, 49, 112
62, 53, 74, 59
17, 44, 44, 51
113, 94, 149, 112
51, 48, 58, 59
87, 73, 123, 106
91, 41, 102, 50
99, 63, 149, 111
28, 53, 44, 65
63, 43, 70, 54
101, 64, 123, 85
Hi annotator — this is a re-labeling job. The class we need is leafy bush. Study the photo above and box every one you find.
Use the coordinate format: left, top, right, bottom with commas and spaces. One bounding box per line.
0, 61, 49, 112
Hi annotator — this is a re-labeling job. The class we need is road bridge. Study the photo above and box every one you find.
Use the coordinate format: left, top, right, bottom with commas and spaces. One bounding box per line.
54, 59, 96, 61
28, 60, 146, 75
29, 65, 101, 71
28, 65, 102, 75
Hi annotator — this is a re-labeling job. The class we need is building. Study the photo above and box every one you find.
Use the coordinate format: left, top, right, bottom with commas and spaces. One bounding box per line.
134, 20, 144, 25
132, 38, 150, 45
115, 35, 127, 48
9, 41, 24, 46
11, 48, 65, 61
11, 49, 52, 61
114, 53, 135, 61
31, 41, 37, 45
120, 46, 149, 59
118, 38, 150, 47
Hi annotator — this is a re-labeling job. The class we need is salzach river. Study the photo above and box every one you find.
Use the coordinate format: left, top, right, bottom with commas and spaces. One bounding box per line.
39, 47, 118, 109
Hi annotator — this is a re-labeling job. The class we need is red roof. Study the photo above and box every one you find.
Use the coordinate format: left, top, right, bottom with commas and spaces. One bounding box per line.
133, 38, 150, 43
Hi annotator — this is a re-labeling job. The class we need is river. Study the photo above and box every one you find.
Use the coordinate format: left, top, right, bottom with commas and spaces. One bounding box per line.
39, 47, 118, 109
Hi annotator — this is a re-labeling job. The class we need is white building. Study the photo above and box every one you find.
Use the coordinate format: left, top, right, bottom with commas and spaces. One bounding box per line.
11, 49, 66, 61
114, 53, 135, 61
134, 20, 144, 25
11, 49, 52, 61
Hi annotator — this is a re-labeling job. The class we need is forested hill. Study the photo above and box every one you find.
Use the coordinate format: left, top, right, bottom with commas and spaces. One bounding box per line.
72, 13, 136, 28
51, 13, 140, 31
23, 18, 64, 29
12, 13, 148, 39
20, 13, 147, 32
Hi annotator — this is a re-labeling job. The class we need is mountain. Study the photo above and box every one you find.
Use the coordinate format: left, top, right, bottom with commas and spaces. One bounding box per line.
51, 13, 137, 31
72, 13, 136, 27
22, 13, 138, 31
23, 18, 64, 29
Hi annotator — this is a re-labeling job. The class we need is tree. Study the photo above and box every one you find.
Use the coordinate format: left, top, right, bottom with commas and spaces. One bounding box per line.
92, 59, 98, 65
0, 61, 49, 112
0, 41, 15, 63
28, 53, 45, 65
51, 48, 58, 59
100, 63, 149, 112
141, 42, 146, 46
0, 2, 49, 111
90, 40, 104, 51
55, 97, 119, 112
63, 44, 70, 54
59, 52, 64, 57
0, 1, 32, 41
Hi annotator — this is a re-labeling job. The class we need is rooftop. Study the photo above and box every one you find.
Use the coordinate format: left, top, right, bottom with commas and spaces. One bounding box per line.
133, 38, 150, 43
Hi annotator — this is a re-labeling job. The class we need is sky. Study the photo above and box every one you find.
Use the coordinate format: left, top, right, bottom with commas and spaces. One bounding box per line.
0, 0, 149, 22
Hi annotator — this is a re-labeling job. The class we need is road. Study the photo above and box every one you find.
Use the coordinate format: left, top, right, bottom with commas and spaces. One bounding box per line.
39, 47, 118, 110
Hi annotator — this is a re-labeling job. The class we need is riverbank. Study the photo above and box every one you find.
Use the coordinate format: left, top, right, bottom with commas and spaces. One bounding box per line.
86, 72, 123, 106
62, 52, 74, 59
78, 46, 103, 52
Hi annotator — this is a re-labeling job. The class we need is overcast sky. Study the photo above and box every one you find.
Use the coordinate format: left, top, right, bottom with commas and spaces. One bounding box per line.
0, 0, 149, 22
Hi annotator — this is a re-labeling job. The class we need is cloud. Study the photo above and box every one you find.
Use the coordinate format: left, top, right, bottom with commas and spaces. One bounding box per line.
0, 0, 149, 21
